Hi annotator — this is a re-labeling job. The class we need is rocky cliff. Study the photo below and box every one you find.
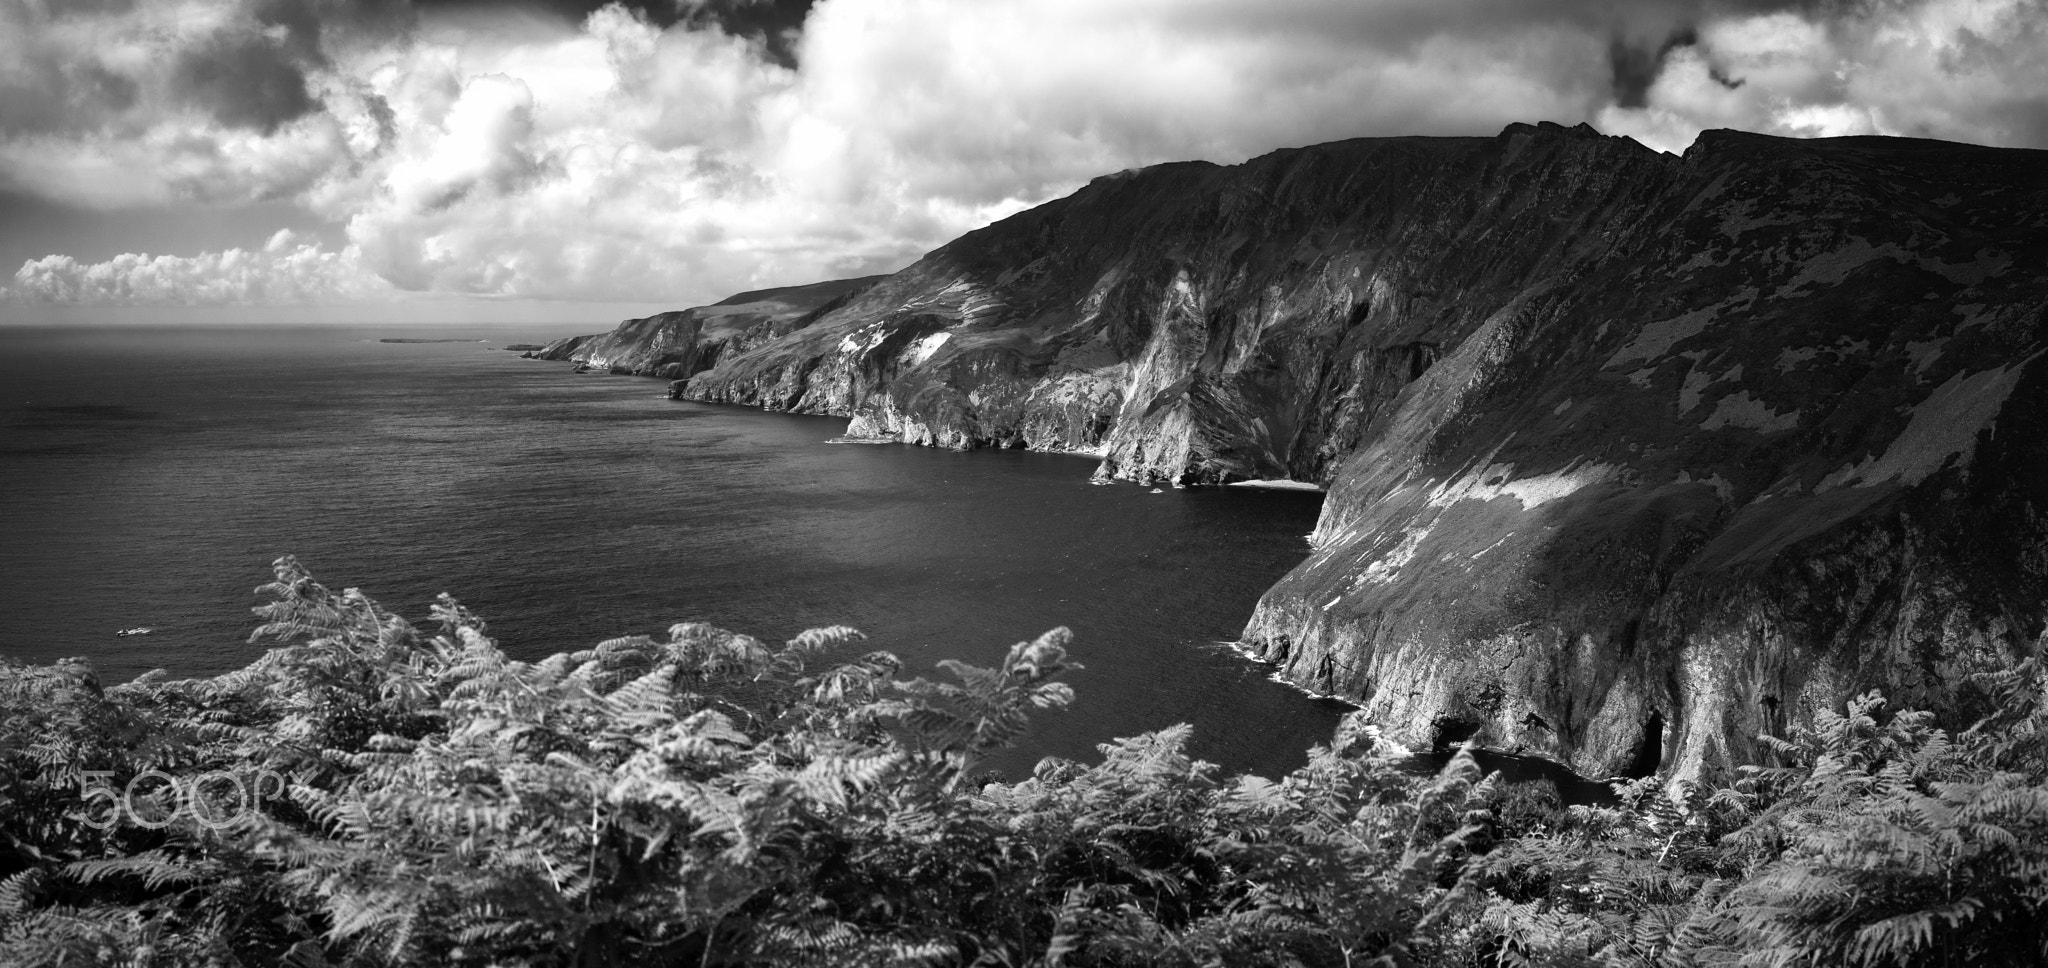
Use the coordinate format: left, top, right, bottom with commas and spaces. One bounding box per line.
529, 275, 884, 377
1232, 127, 2047, 780
569, 121, 2048, 780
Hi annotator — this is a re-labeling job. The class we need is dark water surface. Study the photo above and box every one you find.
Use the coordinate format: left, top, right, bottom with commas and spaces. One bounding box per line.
0, 325, 1348, 778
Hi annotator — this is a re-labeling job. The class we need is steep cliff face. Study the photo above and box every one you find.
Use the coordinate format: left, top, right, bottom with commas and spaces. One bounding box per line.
590, 121, 2048, 779
1235, 128, 2048, 779
530, 276, 884, 377
682, 124, 1705, 481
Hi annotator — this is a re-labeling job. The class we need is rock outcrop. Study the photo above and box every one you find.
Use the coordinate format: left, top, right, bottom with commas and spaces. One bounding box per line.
1234, 128, 2048, 780
566, 122, 2048, 779
530, 276, 885, 379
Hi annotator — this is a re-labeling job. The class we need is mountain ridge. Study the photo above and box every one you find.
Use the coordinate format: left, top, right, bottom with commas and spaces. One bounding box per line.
536, 122, 2048, 779
526, 274, 885, 377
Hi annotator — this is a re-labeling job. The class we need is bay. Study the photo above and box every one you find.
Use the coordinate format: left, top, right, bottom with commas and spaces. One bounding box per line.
0, 324, 1347, 778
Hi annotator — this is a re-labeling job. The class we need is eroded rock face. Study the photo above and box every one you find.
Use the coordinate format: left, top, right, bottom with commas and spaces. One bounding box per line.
529, 276, 885, 381
574, 122, 2048, 779
1232, 128, 2048, 778
683, 123, 1695, 483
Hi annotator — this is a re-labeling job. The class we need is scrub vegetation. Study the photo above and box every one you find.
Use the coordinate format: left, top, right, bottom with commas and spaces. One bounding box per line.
2, 557, 2044, 967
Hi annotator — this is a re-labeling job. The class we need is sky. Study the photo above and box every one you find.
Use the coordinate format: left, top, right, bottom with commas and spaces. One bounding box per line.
1, 0, 2043, 327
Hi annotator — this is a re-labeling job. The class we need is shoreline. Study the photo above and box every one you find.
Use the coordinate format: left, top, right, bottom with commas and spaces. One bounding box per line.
524, 358, 1324, 488
1212, 638, 1360, 708
1210, 637, 1612, 799
1226, 479, 1325, 493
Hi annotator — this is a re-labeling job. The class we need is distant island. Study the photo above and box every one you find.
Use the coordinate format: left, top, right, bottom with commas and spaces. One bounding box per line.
500, 343, 545, 351
377, 338, 487, 344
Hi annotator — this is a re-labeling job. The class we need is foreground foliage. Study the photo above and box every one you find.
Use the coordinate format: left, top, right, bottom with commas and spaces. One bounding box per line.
2, 558, 2044, 967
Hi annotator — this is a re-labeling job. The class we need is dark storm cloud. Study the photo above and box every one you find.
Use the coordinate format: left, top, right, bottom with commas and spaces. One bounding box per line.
1598, 1, 1864, 108
1608, 28, 1698, 109
413, 0, 684, 27
679, 0, 816, 67
1, 0, 416, 137
255, 0, 330, 61
414, 0, 815, 65
171, 32, 321, 134
183, 1, 402, 130
1172, 0, 1875, 114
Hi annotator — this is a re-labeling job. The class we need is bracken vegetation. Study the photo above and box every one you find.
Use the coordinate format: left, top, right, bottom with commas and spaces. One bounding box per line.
2, 557, 2045, 967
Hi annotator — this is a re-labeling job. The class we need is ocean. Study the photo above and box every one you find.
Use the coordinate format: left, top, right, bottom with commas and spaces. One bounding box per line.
0, 324, 1349, 778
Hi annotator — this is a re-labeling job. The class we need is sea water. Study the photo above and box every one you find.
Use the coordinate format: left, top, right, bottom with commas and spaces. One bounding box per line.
0, 324, 1348, 778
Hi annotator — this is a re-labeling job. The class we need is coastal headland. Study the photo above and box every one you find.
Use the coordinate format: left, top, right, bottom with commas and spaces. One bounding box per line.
532, 122, 2048, 779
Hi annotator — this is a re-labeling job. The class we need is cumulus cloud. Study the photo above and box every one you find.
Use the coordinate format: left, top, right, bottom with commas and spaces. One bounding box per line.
4, 0, 2046, 312
771, 0, 1605, 206
5, 230, 393, 305
1599, 0, 2048, 150
0, 0, 409, 207
168, 27, 321, 133
315, 0, 1610, 303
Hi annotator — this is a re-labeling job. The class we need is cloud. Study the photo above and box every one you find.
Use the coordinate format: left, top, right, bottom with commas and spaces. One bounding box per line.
1599, 0, 2048, 151
4, 0, 2046, 313
0, 0, 410, 205
1609, 28, 1702, 109
675, 0, 818, 67
773, 0, 1609, 208
5, 230, 393, 305
169, 26, 321, 134
320, 0, 1609, 303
